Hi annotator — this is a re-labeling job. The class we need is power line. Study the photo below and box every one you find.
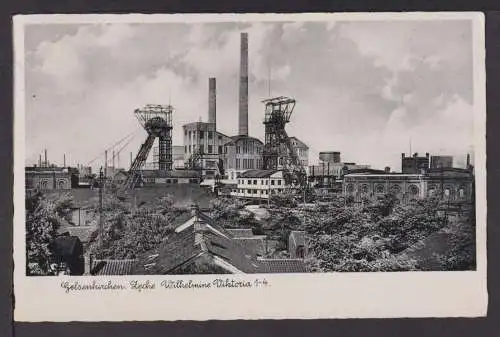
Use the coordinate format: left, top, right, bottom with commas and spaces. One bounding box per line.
86, 131, 138, 165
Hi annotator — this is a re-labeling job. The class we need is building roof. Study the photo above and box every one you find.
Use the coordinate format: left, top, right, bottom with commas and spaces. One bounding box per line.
289, 136, 308, 149
258, 258, 306, 273
133, 229, 204, 274
227, 135, 264, 145
289, 231, 306, 247
91, 259, 137, 275
140, 170, 200, 178
239, 169, 278, 178
226, 228, 254, 238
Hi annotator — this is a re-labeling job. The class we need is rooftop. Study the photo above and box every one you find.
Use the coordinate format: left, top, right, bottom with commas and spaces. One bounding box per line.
91, 259, 137, 276
239, 169, 279, 178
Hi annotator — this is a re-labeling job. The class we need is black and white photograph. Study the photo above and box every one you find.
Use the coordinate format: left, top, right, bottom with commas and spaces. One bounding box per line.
14, 13, 487, 321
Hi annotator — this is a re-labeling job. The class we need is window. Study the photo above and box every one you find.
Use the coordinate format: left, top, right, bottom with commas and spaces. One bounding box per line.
237, 146, 241, 154
208, 131, 213, 139
218, 135, 222, 141
253, 180, 257, 185
199, 131, 204, 139
271, 180, 275, 185
247, 189, 251, 194
208, 145, 213, 154
184, 130, 187, 136
184, 146, 187, 154
278, 180, 282, 185
199, 145, 204, 154
248, 180, 251, 184
375, 185, 384, 193
218, 146, 222, 154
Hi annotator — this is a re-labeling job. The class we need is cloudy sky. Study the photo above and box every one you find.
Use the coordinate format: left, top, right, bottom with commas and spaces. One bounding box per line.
24, 19, 475, 170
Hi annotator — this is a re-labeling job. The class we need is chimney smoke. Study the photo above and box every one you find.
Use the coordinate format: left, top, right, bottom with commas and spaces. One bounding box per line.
208, 77, 216, 127
238, 32, 249, 136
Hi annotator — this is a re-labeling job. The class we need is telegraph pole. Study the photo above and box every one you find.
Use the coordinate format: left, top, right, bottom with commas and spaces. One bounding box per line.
98, 167, 104, 249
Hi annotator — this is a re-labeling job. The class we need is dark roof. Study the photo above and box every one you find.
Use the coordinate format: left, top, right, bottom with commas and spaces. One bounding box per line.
239, 169, 278, 178
258, 259, 306, 273
226, 228, 254, 238
203, 232, 262, 273
141, 170, 200, 178
133, 229, 204, 274
91, 259, 137, 275
54, 236, 83, 257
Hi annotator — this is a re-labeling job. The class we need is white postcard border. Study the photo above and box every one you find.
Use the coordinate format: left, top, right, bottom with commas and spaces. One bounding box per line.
13, 12, 487, 322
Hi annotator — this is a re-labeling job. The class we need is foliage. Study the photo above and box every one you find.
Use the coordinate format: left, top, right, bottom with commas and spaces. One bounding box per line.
302, 195, 457, 272
269, 193, 298, 208
434, 216, 476, 271
25, 191, 61, 275
88, 194, 187, 260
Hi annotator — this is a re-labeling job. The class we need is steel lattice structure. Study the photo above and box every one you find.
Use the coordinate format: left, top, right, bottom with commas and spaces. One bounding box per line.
120, 104, 174, 192
262, 96, 307, 188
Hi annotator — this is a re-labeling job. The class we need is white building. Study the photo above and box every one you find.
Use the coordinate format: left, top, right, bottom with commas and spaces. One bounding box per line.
231, 170, 286, 200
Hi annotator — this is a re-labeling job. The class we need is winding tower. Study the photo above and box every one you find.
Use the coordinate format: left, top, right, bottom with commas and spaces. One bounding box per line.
121, 104, 173, 192
262, 96, 306, 188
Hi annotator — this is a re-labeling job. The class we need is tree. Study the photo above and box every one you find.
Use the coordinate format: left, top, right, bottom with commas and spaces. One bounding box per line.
25, 191, 61, 275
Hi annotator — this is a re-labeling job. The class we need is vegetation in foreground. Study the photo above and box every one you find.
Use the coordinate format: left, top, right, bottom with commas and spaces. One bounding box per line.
26, 189, 476, 275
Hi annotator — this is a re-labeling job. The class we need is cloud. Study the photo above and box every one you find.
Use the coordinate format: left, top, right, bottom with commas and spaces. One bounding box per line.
24, 20, 475, 172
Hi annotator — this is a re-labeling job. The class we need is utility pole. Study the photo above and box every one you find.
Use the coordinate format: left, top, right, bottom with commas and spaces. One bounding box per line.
98, 167, 104, 249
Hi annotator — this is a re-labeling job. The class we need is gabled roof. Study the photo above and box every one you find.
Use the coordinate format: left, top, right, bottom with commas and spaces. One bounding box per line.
289, 231, 306, 247
258, 258, 306, 273
91, 259, 137, 275
133, 229, 204, 275
239, 169, 278, 178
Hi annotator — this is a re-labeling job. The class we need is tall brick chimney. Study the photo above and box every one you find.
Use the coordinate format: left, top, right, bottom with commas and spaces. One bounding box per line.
208, 77, 216, 127
238, 32, 249, 136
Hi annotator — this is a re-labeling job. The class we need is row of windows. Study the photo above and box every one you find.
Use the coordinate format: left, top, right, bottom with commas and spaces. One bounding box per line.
185, 130, 223, 141
236, 144, 263, 155
237, 179, 282, 186
185, 145, 225, 155
232, 189, 284, 195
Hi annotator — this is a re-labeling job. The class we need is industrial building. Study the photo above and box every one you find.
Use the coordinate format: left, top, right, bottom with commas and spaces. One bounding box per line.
430, 155, 454, 169
308, 151, 370, 188
230, 170, 286, 200
25, 166, 72, 191
401, 152, 430, 174
343, 166, 474, 205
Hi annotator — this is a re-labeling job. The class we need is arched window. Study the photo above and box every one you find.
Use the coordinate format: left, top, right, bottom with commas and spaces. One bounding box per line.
361, 184, 369, 194
458, 186, 465, 199
58, 180, 66, 189
346, 183, 354, 193
408, 185, 419, 196
390, 184, 401, 195
375, 184, 385, 194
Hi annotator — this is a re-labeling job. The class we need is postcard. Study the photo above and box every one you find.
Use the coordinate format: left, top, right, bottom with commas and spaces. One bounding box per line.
13, 12, 487, 321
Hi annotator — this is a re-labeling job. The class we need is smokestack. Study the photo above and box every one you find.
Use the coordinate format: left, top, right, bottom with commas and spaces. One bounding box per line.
466, 153, 471, 168
63, 154, 66, 167
238, 32, 249, 136
208, 77, 216, 127
104, 150, 108, 178
44, 149, 47, 167
38, 154, 42, 167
